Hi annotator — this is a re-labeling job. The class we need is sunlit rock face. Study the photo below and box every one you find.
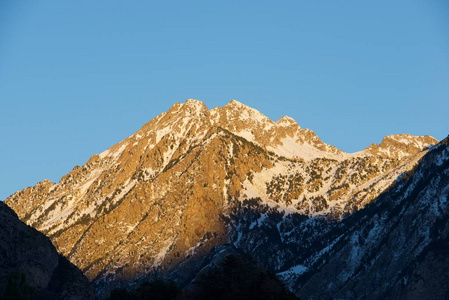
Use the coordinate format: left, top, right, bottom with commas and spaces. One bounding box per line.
5, 99, 438, 296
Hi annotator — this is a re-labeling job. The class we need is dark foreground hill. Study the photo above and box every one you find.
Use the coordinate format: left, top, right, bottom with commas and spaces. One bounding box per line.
0, 201, 94, 300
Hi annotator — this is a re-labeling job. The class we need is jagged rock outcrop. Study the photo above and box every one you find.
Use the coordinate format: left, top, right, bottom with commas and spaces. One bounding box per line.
0, 201, 94, 300
4, 99, 438, 295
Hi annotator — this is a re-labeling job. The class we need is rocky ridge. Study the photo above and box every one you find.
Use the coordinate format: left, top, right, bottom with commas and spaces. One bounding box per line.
4, 99, 438, 295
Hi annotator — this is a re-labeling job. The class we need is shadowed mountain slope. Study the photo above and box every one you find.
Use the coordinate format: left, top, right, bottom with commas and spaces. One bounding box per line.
0, 201, 94, 300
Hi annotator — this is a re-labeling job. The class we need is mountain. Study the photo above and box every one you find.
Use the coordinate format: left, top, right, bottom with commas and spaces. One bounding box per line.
0, 201, 94, 299
4, 99, 438, 296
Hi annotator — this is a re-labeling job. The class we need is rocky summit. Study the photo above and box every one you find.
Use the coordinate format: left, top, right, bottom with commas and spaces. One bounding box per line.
5, 99, 441, 298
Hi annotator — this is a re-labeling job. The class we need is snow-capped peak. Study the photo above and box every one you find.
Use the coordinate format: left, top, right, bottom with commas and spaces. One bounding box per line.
221, 99, 270, 122
276, 116, 299, 127
184, 98, 208, 108
180, 99, 209, 114
227, 99, 247, 107
363, 134, 439, 160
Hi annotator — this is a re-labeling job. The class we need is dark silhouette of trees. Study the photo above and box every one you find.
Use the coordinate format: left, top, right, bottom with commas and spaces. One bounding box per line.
2, 272, 34, 300
106, 253, 298, 300
191, 254, 298, 300
107, 279, 179, 300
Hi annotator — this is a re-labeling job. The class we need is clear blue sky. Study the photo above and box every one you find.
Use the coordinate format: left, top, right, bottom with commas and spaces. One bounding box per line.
1, 0, 448, 200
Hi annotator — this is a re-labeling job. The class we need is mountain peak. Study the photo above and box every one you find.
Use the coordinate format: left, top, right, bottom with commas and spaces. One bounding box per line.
381, 134, 437, 146
276, 116, 298, 127
223, 99, 256, 111
167, 99, 208, 114
182, 99, 208, 113
376, 134, 438, 150
184, 98, 207, 107
221, 100, 270, 123
226, 99, 248, 107
365, 134, 439, 159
